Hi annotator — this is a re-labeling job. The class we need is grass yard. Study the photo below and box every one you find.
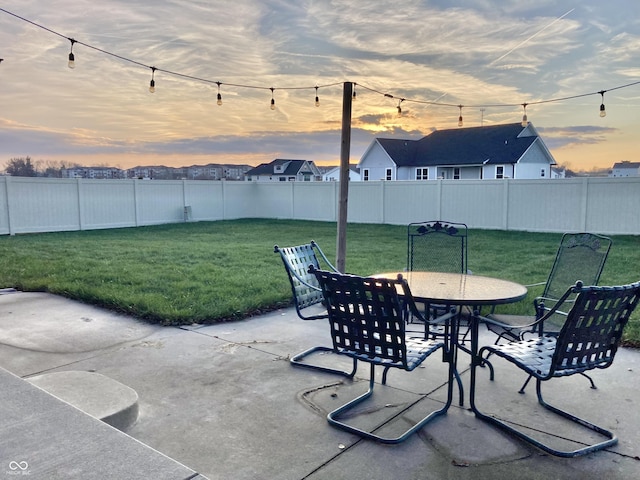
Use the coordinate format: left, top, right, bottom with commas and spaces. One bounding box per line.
1, 219, 639, 345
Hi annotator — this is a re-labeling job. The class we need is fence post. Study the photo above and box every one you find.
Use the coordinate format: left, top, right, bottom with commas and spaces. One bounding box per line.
76, 178, 85, 230
133, 179, 140, 227
580, 177, 589, 231
4, 176, 14, 236
502, 179, 510, 231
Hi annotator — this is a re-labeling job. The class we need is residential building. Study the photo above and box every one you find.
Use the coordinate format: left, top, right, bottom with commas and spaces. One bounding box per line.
609, 161, 640, 177
321, 165, 361, 182
245, 159, 322, 182
358, 123, 556, 181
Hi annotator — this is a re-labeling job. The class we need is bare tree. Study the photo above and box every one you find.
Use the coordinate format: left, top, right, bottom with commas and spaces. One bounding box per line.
5, 157, 37, 177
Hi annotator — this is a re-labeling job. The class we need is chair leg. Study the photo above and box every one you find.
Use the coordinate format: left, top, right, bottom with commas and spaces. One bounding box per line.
290, 346, 357, 378
471, 360, 617, 457
328, 363, 451, 444
519, 372, 596, 394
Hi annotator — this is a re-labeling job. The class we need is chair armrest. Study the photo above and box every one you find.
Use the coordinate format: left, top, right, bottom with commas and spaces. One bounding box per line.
481, 283, 579, 332
311, 240, 340, 273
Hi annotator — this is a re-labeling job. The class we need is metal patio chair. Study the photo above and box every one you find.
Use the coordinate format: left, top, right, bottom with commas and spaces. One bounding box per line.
487, 232, 612, 342
310, 266, 454, 444
485, 232, 612, 391
472, 280, 640, 457
274, 241, 357, 378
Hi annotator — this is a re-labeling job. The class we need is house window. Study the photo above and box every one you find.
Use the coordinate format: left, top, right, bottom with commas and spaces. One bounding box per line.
363, 169, 370, 181
416, 168, 428, 180
541, 169, 545, 177
385, 168, 392, 181
453, 167, 461, 180
288, 177, 296, 181
279, 177, 286, 182
496, 166, 504, 179
303, 175, 311, 181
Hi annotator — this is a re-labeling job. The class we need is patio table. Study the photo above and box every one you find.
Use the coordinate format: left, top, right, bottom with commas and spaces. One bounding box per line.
373, 271, 527, 403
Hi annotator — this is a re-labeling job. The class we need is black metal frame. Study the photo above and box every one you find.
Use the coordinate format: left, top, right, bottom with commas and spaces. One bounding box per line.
274, 241, 357, 377
311, 267, 455, 444
472, 281, 640, 457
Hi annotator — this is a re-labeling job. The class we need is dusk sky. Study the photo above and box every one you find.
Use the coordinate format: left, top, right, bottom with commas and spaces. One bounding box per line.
1, 1, 639, 171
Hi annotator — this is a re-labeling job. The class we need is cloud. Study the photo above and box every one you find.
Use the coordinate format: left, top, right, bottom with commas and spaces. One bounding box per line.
538, 125, 618, 149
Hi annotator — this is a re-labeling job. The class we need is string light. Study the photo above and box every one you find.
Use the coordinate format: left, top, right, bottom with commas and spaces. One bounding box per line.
216, 82, 222, 106
315, 86, 319, 107
67, 38, 76, 69
149, 66, 156, 93
397, 98, 404, 117
521, 103, 528, 127
1, 8, 640, 124
599, 90, 606, 117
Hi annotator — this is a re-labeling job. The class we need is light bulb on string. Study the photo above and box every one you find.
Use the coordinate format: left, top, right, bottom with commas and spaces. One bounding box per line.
599, 90, 606, 117
216, 82, 222, 106
67, 38, 76, 69
457, 105, 463, 127
352, 84, 357, 102
397, 98, 404, 117
270, 87, 276, 110
149, 67, 156, 93
521, 103, 528, 127
315, 86, 320, 107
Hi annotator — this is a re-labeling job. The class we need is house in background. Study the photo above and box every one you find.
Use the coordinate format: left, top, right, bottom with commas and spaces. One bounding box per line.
321, 164, 361, 182
245, 159, 322, 182
609, 161, 640, 177
357, 123, 556, 181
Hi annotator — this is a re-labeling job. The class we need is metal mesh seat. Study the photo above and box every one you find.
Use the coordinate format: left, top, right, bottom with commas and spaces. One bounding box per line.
311, 267, 454, 444
407, 220, 468, 274
274, 241, 357, 377
472, 280, 640, 457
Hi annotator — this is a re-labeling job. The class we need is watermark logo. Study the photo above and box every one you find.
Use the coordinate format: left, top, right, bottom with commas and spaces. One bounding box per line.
7, 460, 30, 476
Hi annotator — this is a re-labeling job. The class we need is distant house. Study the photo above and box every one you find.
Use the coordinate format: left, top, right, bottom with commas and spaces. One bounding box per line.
609, 161, 640, 177
357, 123, 556, 181
322, 165, 361, 182
245, 159, 322, 182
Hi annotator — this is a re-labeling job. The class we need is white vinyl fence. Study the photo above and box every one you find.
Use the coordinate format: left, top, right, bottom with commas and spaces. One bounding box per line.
1, 176, 639, 235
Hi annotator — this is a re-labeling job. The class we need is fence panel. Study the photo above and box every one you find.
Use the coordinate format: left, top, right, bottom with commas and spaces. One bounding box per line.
0, 176, 639, 235
80, 180, 136, 230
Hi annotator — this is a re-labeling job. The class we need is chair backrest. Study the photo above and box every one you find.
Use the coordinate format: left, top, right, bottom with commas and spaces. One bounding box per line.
544, 233, 612, 301
540, 233, 612, 331
550, 281, 640, 377
311, 268, 409, 368
407, 220, 468, 274
274, 241, 337, 320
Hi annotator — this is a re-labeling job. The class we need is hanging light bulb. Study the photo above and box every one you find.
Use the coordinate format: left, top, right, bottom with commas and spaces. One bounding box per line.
352, 84, 357, 102
457, 105, 463, 127
67, 38, 76, 69
397, 99, 404, 117
521, 103, 528, 127
216, 82, 222, 106
315, 86, 320, 107
270, 88, 276, 110
149, 67, 156, 93
599, 90, 606, 117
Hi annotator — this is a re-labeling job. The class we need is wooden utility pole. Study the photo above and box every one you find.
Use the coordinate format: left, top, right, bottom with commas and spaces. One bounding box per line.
336, 82, 352, 273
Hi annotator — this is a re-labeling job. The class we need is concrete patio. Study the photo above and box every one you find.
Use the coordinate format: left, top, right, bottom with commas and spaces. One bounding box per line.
0, 289, 639, 479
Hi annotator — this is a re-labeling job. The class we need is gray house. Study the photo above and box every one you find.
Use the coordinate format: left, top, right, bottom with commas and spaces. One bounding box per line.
245, 159, 322, 182
358, 123, 556, 181
609, 161, 640, 177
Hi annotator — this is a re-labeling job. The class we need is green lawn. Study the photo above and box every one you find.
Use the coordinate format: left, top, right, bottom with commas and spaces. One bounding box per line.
1, 219, 639, 345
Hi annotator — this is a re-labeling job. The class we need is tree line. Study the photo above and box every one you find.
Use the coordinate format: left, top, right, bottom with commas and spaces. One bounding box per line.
3, 157, 85, 177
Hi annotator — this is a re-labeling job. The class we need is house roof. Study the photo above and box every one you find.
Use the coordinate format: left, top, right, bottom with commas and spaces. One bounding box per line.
246, 159, 310, 176
612, 161, 640, 169
377, 123, 539, 167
